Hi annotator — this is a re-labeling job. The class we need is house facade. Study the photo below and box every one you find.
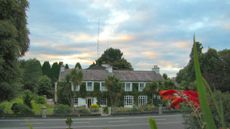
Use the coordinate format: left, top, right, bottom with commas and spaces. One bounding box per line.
57, 64, 163, 108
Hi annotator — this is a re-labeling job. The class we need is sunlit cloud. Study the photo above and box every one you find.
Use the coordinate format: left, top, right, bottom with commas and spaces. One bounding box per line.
26, 0, 230, 77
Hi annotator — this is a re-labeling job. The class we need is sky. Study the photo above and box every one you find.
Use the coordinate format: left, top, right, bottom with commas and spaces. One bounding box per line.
25, 0, 230, 77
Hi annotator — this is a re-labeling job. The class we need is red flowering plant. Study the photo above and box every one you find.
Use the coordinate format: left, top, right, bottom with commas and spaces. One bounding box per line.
159, 89, 202, 127
159, 89, 199, 110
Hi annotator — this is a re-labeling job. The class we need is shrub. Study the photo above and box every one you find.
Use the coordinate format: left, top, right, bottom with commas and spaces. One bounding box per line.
35, 96, 46, 104
0, 107, 4, 116
90, 104, 100, 112
75, 106, 90, 114
90, 104, 99, 109
53, 104, 71, 115
23, 91, 33, 108
11, 103, 34, 115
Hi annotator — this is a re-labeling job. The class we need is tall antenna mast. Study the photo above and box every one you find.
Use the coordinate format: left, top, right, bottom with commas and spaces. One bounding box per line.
97, 19, 100, 59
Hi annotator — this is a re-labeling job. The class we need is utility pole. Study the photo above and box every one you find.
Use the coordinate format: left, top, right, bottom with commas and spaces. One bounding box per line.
97, 19, 100, 59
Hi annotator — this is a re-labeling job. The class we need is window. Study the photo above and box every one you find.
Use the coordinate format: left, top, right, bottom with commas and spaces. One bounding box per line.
124, 95, 134, 106
73, 98, 78, 105
71, 82, 80, 91
100, 82, 107, 91
125, 82, 132, 91
138, 96, 147, 106
86, 81, 94, 91
138, 82, 146, 92
99, 98, 107, 106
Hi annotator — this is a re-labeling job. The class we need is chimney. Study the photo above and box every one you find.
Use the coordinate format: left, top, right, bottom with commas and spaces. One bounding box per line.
102, 64, 113, 73
152, 65, 160, 74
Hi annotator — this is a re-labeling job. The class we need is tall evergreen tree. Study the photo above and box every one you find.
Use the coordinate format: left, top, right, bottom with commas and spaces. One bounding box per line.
65, 64, 69, 69
0, 0, 29, 101
22, 59, 43, 92
42, 61, 51, 78
51, 62, 60, 83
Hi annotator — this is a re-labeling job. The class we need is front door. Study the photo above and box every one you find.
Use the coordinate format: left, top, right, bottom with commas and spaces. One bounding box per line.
86, 98, 93, 108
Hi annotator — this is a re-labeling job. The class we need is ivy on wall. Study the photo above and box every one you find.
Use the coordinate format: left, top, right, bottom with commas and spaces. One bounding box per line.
57, 81, 163, 106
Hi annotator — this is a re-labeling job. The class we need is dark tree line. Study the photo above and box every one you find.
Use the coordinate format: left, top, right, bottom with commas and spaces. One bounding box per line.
176, 42, 230, 92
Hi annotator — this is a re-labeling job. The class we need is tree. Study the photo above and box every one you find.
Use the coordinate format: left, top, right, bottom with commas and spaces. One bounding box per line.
162, 73, 168, 80
89, 48, 133, 70
57, 76, 72, 106
75, 62, 82, 69
51, 62, 60, 83
69, 68, 83, 107
105, 76, 122, 106
176, 41, 203, 83
70, 68, 83, 91
21, 59, 42, 92
42, 61, 51, 78
38, 75, 52, 98
65, 64, 69, 69
0, 0, 29, 102
176, 38, 230, 92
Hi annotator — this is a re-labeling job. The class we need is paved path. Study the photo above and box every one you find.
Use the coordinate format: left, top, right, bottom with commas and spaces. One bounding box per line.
0, 114, 184, 129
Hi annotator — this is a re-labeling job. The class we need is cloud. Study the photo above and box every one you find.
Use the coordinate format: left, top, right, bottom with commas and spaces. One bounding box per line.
26, 0, 230, 77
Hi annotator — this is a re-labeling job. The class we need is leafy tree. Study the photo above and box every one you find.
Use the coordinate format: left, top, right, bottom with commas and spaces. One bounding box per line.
75, 62, 82, 69
23, 90, 33, 109
70, 68, 83, 91
21, 59, 42, 92
38, 75, 52, 98
176, 42, 203, 83
89, 48, 133, 70
42, 61, 51, 78
176, 40, 230, 92
0, 0, 29, 102
162, 73, 168, 80
105, 76, 122, 106
57, 79, 72, 106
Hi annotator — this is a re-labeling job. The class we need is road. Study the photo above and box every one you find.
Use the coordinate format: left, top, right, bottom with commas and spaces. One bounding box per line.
0, 114, 184, 129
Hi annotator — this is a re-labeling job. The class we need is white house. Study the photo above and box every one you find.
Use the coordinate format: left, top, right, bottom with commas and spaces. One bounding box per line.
57, 64, 163, 108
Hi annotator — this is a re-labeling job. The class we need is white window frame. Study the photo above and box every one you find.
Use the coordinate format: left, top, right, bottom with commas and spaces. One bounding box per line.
124, 95, 134, 106
138, 82, 146, 92
100, 82, 107, 91
138, 95, 147, 106
86, 81, 94, 91
124, 82, 132, 92
71, 82, 80, 91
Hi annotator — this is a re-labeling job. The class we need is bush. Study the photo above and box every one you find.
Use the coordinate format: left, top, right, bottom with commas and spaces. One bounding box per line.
23, 91, 33, 108
35, 96, 46, 104
11, 103, 34, 115
0, 107, 4, 116
90, 104, 100, 112
53, 104, 71, 115
75, 106, 90, 114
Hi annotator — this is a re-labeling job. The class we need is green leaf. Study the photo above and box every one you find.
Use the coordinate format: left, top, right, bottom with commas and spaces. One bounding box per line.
193, 35, 217, 129
148, 117, 158, 129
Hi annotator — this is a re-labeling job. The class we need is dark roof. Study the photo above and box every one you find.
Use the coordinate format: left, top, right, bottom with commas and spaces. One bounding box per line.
59, 69, 163, 82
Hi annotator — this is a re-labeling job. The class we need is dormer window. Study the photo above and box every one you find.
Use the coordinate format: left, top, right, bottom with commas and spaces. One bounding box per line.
125, 82, 132, 92
86, 81, 94, 91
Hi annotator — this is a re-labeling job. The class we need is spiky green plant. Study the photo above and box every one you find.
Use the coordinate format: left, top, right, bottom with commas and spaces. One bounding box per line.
148, 117, 158, 129
193, 35, 226, 129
